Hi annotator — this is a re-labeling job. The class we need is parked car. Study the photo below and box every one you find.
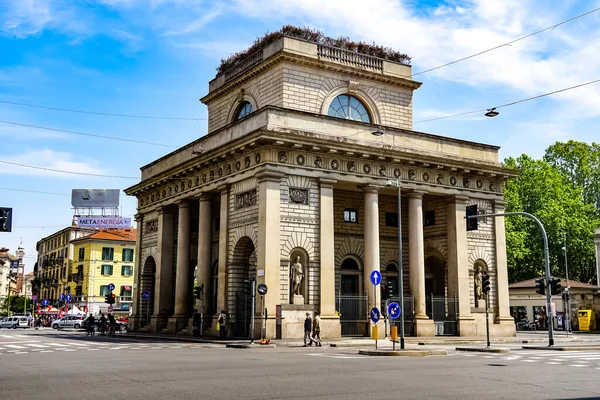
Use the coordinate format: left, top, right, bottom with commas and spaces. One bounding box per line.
0, 316, 29, 329
52, 316, 85, 330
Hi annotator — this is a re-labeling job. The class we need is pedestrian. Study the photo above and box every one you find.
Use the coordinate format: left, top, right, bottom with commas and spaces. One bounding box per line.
218, 310, 227, 339
303, 312, 312, 347
192, 309, 201, 337
311, 311, 322, 347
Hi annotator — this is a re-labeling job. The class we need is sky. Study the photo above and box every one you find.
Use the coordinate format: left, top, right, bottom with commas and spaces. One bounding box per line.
1, 0, 599, 272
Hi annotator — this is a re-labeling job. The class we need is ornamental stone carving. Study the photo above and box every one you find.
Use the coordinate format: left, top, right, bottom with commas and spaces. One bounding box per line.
450, 176, 457, 186
235, 190, 257, 209
348, 80, 360, 93
476, 179, 483, 189
489, 181, 496, 192
218, 167, 223, 177
194, 177, 199, 186
363, 164, 371, 174
348, 161, 356, 172
168, 187, 172, 196
297, 154, 305, 165
174, 184, 179, 194
437, 174, 443, 184
187, 180, 192, 189
202, 174, 207, 183
151, 194, 155, 202
140, 198, 145, 206
463, 178, 470, 188
181, 182, 185, 192
315, 156, 323, 168
145, 219, 158, 234
235, 161, 241, 171
210, 170, 215, 180
331, 160, 340, 170
394, 168, 401, 178
289, 188, 309, 205
278, 151, 288, 163
255, 153, 261, 164
226, 164, 231, 175
423, 172, 430, 182
162, 189, 167, 198
379, 166, 386, 177
244, 156, 251, 168
408, 170, 416, 180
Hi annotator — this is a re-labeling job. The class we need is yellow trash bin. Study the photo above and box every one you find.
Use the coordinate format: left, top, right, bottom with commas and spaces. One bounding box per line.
371, 325, 378, 340
578, 310, 596, 331
391, 326, 398, 341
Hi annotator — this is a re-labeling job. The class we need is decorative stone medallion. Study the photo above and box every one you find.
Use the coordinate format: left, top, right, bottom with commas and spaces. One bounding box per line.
297, 154, 305, 165
423, 172, 430, 182
235, 190, 257, 209
363, 164, 371, 174
210, 170, 215, 180
168, 187, 172, 196
162, 189, 167, 198
289, 188, 309, 205
463, 178, 470, 188
244, 156, 251, 168
436, 174, 443, 184
202, 174, 207, 183
151, 194, 155, 202
315, 156, 323, 168
450, 176, 457, 186
379, 166, 386, 177
394, 168, 401, 178
140, 198, 145, 206
175, 184, 179, 194
489, 181, 496, 192
235, 161, 241, 171
255, 153, 261, 164
278, 151, 288, 163
348, 161, 356, 172
218, 167, 223, 177
331, 159, 340, 170
408, 170, 416, 180
226, 164, 231, 175
187, 180, 192, 189
476, 179, 483, 189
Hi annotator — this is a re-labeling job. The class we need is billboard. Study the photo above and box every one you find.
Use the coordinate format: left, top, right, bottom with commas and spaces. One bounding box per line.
76, 217, 132, 229
71, 189, 120, 208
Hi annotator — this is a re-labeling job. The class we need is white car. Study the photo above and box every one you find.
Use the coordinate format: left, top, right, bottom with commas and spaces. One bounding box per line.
0, 316, 29, 329
52, 316, 84, 330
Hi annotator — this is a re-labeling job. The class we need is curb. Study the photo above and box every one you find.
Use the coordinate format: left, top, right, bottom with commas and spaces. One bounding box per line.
522, 345, 600, 351
456, 347, 511, 353
226, 343, 277, 349
358, 349, 447, 357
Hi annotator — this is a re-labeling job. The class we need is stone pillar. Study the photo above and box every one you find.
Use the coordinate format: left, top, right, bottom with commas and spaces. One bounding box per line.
151, 207, 174, 332
408, 191, 434, 336
197, 194, 212, 316
362, 185, 383, 337
215, 185, 229, 320
130, 213, 143, 332
168, 200, 191, 333
319, 178, 340, 338
494, 199, 516, 336
447, 196, 476, 336
256, 170, 283, 340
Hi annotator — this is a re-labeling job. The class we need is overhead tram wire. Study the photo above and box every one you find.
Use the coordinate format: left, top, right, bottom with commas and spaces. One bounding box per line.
0, 120, 178, 148
414, 77, 600, 124
0, 187, 70, 196
410, 6, 600, 77
0, 159, 139, 179
0, 100, 207, 121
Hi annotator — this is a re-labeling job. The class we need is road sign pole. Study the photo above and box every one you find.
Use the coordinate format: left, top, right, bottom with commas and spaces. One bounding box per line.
260, 295, 265, 340
250, 280, 256, 343
485, 294, 490, 348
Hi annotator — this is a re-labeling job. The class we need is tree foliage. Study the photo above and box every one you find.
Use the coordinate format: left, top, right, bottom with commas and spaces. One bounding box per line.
1, 296, 29, 314
504, 153, 599, 284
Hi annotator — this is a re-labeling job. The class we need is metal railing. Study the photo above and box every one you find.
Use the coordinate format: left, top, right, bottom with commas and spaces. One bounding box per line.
336, 294, 369, 337
318, 44, 383, 71
224, 49, 264, 82
119, 296, 133, 303
427, 295, 458, 336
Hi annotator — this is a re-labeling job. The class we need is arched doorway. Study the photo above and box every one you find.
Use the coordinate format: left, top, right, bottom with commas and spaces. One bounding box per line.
139, 256, 156, 328
230, 236, 256, 337
425, 255, 445, 318
339, 256, 366, 336
340, 257, 361, 295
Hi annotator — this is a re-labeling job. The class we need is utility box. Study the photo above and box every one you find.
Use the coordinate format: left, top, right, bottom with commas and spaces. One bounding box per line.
577, 310, 596, 331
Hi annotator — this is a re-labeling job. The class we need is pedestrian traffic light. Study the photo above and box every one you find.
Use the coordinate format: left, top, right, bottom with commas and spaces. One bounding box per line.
482, 274, 490, 293
466, 204, 478, 231
535, 277, 546, 296
550, 277, 563, 295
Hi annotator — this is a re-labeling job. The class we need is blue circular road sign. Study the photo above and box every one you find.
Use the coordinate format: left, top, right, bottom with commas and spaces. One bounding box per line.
369, 307, 380, 324
141, 291, 150, 299
108, 283, 115, 291
387, 302, 401, 319
65, 294, 73, 302
370, 270, 382, 286
42, 299, 49, 306
59, 294, 65, 301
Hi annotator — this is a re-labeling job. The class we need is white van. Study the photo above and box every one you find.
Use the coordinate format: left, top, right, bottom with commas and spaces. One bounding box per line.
0, 316, 29, 329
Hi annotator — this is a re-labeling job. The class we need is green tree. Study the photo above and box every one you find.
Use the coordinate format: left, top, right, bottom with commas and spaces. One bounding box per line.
1, 296, 29, 314
503, 155, 599, 283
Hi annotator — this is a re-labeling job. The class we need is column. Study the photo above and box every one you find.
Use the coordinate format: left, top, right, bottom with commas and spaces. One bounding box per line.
152, 207, 174, 332
130, 213, 143, 331
362, 186, 381, 314
197, 194, 212, 315
494, 200, 516, 334
257, 170, 283, 339
168, 200, 191, 332
409, 191, 434, 336
447, 196, 476, 335
215, 185, 229, 317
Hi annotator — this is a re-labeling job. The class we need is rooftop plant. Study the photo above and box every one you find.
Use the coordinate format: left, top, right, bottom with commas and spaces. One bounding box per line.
217, 25, 411, 75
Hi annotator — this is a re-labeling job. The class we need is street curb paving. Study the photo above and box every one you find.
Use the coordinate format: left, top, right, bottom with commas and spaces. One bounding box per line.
522, 345, 600, 351
358, 349, 447, 357
455, 347, 511, 353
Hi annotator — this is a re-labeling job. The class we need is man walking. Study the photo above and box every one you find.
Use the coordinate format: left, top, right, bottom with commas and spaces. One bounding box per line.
218, 310, 227, 339
303, 312, 312, 346
312, 311, 322, 347
192, 309, 201, 337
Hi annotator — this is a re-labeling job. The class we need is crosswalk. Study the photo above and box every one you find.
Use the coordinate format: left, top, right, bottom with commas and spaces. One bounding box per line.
455, 350, 600, 368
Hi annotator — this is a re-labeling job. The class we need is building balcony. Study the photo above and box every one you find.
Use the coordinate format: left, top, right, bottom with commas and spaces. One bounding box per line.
119, 296, 132, 303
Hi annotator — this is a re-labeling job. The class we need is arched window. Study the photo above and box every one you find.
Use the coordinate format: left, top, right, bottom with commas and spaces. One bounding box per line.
235, 101, 253, 120
328, 94, 371, 123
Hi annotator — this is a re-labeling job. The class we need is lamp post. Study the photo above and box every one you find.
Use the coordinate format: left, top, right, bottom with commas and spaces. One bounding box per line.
387, 178, 405, 349
562, 235, 571, 334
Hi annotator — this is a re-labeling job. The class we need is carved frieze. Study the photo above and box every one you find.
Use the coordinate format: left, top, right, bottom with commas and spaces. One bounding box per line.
348, 161, 356, 172
379, 166, 386, 177
255, 153, 261, 164
315, 156, 323, 168
296, 154, 305, 165
408, 170, 416, 180
423, 172, 430, 182
145, 219, 158, 234
394, 168, 401, 178
450, 176, 457, 186
363, 164, 371, 174
278, 151, 288, 163
463, 178, 470, 188
476, 179, 483, 189
289, 188, 309, 205
331, 160, 340, 170
235, 190, 257, 209
244, 156, 251, 168
436, 174, 443, 184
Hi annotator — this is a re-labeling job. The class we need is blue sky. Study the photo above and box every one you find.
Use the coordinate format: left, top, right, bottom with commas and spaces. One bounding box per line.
1, 0, 599, 271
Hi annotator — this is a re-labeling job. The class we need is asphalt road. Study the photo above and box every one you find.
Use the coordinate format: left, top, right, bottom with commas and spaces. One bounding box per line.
1, 330, 599, 400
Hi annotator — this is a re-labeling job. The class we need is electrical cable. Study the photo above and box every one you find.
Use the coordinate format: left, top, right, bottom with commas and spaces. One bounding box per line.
0, 187, 70, 196
0, 159, 139, 179
0, 120, 178, 148
414, 77, 600, 123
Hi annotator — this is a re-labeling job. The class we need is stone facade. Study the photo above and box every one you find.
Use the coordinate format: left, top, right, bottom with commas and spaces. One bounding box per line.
125, 35, 516, 339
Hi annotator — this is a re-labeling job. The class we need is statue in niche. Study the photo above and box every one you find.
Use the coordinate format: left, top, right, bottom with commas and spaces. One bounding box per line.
474, 264, 484, 307
290, 255, 304, 298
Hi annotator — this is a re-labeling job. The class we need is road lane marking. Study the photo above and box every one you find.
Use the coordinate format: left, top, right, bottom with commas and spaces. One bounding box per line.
24, 344, 48, 348
40, 350, 54, 353
47, 343, 70, 347
4, 345, 26, 349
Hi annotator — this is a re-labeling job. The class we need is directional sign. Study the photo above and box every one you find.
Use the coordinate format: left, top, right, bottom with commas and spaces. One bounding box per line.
370, 270, 382, 286
370, 307, 380, 323
32, 295, 37, 302
108, 283, 115, 291
257, 283, 268, 295
42, 299, 49, 306
59, 294, 65, 301
65, 294, 73, 302
141, 291, 150, 299
387, 302, 401, 319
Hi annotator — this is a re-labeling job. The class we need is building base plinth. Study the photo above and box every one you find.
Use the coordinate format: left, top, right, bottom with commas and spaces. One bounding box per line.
494, 316, 517, 337
413, 318, 435, 337
149, 315, 169, 333
167, 315, 189, 333
457, 317, 477, 336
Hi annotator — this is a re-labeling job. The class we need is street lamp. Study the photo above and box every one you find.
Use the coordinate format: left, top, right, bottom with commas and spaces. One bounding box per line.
386, 178, 405, 349
561, 235, 571, 334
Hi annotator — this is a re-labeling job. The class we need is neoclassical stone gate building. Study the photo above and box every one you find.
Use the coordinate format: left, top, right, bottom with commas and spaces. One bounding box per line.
125, 34, 516, 338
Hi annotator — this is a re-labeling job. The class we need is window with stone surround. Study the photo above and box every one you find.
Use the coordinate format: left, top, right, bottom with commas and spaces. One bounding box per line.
344, 208, 358, 223
235, 101, 253, 120
328, 94, 371, 123
424, 211, 435, 227
385, 212, 398, 227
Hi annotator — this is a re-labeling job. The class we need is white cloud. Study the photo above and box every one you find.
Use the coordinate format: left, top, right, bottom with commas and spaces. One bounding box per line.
0, 149, 107, 178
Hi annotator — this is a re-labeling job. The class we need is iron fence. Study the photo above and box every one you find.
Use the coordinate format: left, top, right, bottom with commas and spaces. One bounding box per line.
336, 294, 368, 337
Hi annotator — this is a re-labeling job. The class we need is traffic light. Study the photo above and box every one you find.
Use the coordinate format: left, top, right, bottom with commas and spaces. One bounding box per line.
562, 291, 570, 303
387, 282, 394, 299
482, 274, 490, 294
381, 284, 388, 301
194, 286, 201, 300
0, 207, 12, 233
109, 293, 116, 304
105, 294, 110, 304
550, 277, 563, 295
535, 277, 546, 296
466, 204, 478, 231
